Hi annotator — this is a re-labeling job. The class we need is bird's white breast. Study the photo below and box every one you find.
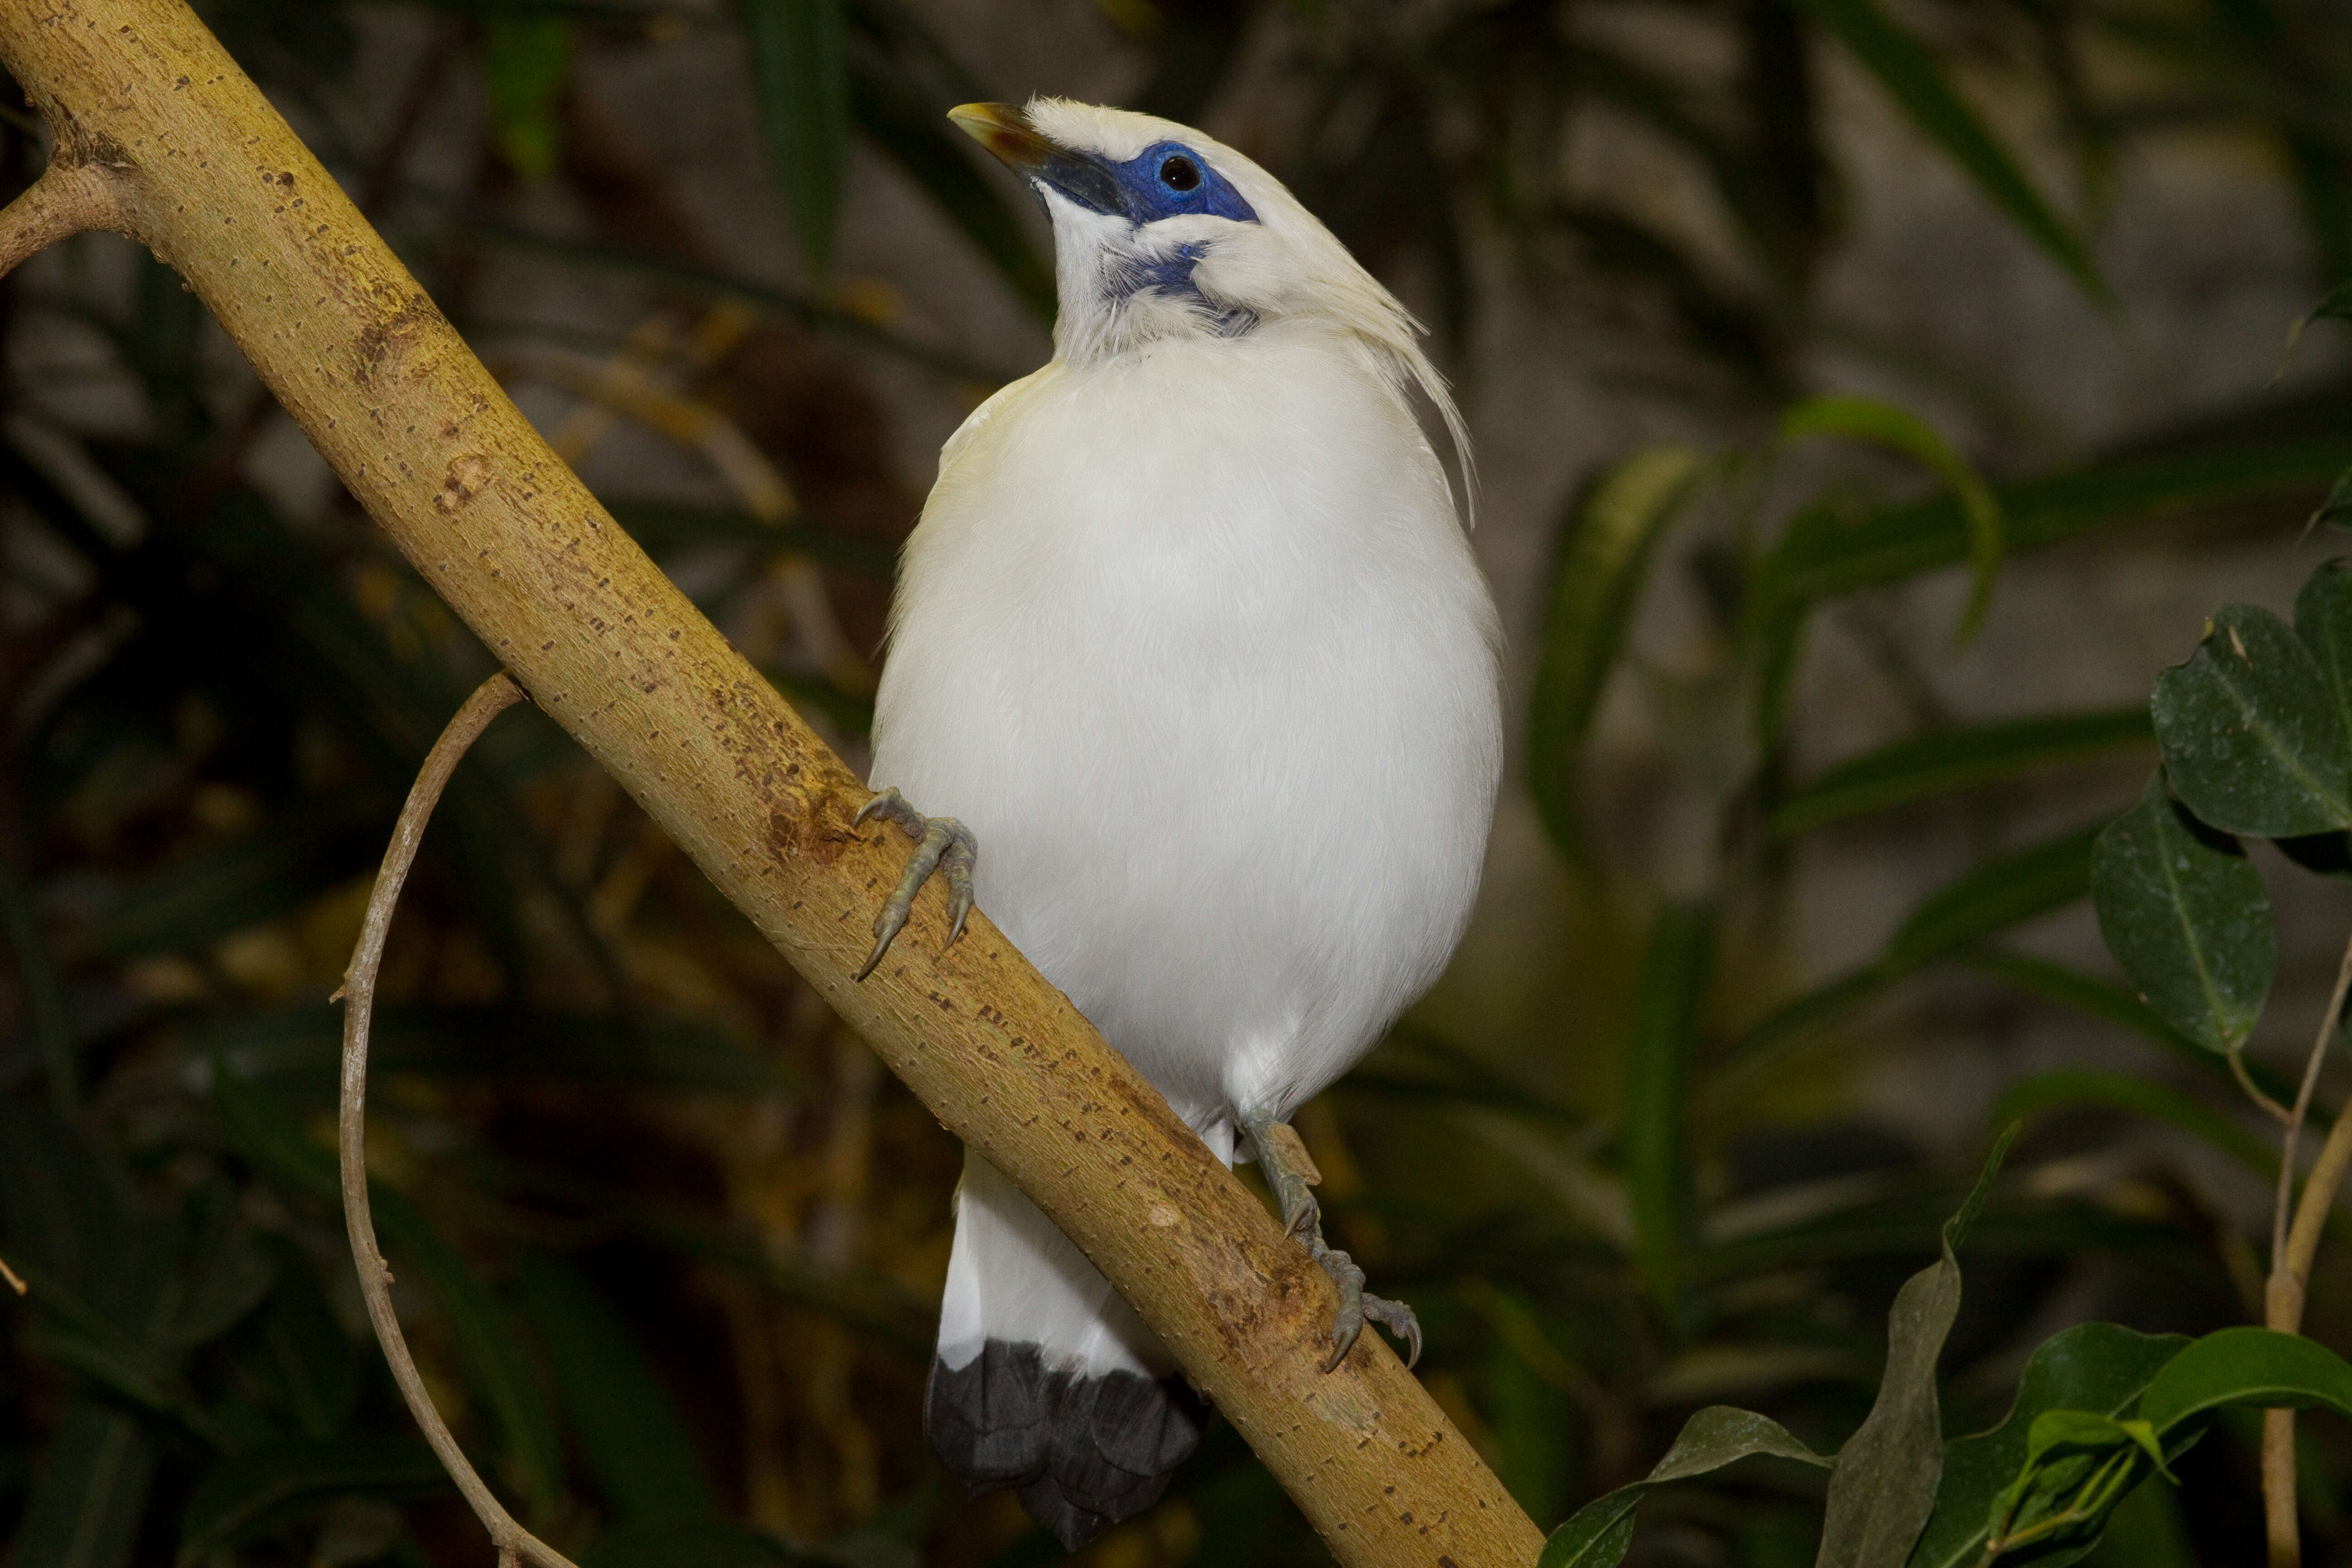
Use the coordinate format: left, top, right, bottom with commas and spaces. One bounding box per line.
871, 321, 1500, 1141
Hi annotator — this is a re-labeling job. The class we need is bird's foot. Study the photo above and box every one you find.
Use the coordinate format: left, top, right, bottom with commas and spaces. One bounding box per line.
1309, 1249, 1423, 1373
853, 787, 977, 980
1244, 1112, 1419, 1371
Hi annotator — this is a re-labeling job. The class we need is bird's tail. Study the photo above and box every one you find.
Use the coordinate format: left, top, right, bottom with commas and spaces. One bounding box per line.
926, 1152, 1207, 1549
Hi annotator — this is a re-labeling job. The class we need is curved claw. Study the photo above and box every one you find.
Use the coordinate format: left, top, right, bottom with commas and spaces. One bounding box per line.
1316, 1248, 1368, 1372
1362, 1293, 1422, 1369
852, 788, 979, 981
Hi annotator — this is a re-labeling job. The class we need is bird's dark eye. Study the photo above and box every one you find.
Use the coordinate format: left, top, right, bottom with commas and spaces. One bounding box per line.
1159, 155, 1201, 193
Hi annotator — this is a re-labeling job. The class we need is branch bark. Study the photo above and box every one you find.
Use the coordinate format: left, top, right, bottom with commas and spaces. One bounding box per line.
0, 5, 1546, 1564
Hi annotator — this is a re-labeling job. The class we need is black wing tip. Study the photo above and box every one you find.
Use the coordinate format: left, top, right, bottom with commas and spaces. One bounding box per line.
926, 1340, 1210, 1550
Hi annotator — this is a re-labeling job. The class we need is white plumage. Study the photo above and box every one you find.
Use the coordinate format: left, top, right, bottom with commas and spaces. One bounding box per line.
866, 97, 1501, 1547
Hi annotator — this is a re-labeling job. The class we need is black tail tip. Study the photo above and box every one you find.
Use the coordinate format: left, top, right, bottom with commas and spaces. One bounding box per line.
926, 1340, 1209, 1551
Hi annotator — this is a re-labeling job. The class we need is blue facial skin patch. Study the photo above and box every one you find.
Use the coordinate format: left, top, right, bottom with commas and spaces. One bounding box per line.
1029, 139, 1259, 227
1106, 142, 1259, 225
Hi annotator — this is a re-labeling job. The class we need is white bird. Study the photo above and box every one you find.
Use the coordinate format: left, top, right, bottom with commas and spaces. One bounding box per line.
858, 97, 1502, 1549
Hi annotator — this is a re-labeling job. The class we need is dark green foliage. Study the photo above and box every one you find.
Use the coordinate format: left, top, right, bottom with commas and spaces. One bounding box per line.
2091, 774, 2274, 1053
740, 0, 852, 276
1528, 449, 1702, 860
2151, 604, 2352, 836
1622, 902, 1713, 1329
1771, 710, 2152, 839
1792, 0, 2105, 304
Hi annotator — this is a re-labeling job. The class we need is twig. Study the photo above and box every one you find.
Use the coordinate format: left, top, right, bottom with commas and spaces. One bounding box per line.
2234, 1049, 2293, 1126
2260, 927, 2352, 1568
0, 1254, 25, 1295
0, 160, 122, 281
338, 671, 580, 1568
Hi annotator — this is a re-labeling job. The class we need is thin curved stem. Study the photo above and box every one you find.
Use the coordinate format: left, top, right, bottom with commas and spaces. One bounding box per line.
338, 672, 580, 1568
0, 161, 123, 281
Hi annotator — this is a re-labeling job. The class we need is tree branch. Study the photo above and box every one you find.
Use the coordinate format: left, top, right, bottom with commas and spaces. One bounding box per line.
0, 158, 124, 278
0, 5, 1545, 1563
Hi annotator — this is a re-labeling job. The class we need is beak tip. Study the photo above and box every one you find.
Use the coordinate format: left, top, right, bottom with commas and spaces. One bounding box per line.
947, 102, 1023, 148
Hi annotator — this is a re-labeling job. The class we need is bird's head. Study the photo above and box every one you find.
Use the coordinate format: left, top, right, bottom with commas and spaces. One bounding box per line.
951, 99, 1456, 392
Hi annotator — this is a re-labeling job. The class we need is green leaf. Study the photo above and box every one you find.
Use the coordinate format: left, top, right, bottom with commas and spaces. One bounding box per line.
2152, 603, 2352, 836
1909, 1322, 2190, 1568
739, 0, 853, 277
1762, 434, 2352, 609
1527, 447, 1704, 861
227, 1242, 364, 1439
1816, 1124, 2016, 1568
1770, 708, 2152, 838
7, 1401, 156, 1568
1972, 1411, 2180, 1566
1780, 395, 2005, 642
2091, 772, 2273, 1052
1987, 1067, 2274, 1177
1882, 828, 2097, 976
481, 16, 573, 181
2140, 1326, 2352, 1435
176, 1438, 447, 1566
2312, 466, 2352, 531
514, 1254, 723, 1526
2294, 557, 2352, 745
1793, 0, 2105, 303
1538, 1406, 1831, 1568
1622, 901, 1714, 1329
1958, 949, 2249, 1084
1727, 828, 2099, 1073
2281, 276, 2352, 367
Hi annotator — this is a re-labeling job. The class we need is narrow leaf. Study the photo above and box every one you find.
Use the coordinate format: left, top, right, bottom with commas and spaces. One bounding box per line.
739, 0, 853, 277
2151, 603, 2352, 835
1770, 708, 2151, 838
1882, 828, 2097, 975
1815, 1125, 2016, 1568
7, 1401, 156, 1568
2092, 773, 2273, 1052
1727, 828, 2099, 1073
1795, 0, 2105, 301
515, 1254, 723, 1526
1539, 1406, 1831, 1568
1780, 395, 2005, 642
176, 1438, 447, 1566
2281, 275, 2352, 367
1623, 901, 1714, 1329
2311, 466, 2352, 532
1987, 1067, 2274, 1176
1528, 446, 1704, 861
1765, 434, 2352, 608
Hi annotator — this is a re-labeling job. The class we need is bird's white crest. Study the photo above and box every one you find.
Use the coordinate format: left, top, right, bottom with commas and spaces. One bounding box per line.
1018, 97, 1476, 524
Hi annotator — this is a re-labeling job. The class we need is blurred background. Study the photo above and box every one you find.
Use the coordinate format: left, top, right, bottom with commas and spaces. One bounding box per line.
5, 0, 2352, 1562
